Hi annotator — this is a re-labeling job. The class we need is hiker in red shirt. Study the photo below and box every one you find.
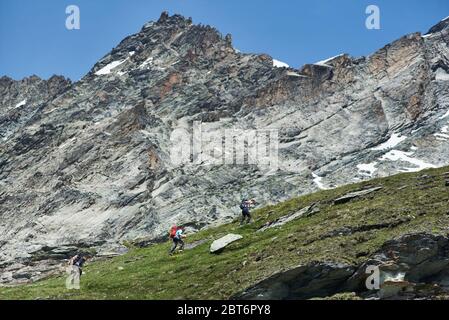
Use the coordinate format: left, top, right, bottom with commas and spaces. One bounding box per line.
169, 225, 186, 255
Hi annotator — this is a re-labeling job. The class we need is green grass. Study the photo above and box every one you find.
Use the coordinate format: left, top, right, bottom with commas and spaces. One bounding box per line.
1, 166, 449, 300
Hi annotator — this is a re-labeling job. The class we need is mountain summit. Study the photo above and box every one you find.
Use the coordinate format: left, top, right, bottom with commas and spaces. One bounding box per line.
1, 12, 449, 283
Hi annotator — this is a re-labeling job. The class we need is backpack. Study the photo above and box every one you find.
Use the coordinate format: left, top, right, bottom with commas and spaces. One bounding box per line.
169, 226, 178, 239
74, 256, 86, 268
241, 203, 251, 216
240, 201, 250, 210
72, 255, 84, 267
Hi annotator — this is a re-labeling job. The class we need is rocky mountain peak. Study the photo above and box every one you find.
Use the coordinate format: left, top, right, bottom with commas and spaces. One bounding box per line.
156, 11, 192, 27
88, 12, 236, 80
426, 16, 449, 35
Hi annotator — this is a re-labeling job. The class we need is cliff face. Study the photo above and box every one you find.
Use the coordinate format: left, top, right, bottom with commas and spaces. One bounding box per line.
3, 165, 449, 299
0, 75, 71, 141
1, 13, 449, 281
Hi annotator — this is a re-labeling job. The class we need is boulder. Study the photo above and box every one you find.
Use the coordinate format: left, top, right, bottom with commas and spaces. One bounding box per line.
210, 234, 243, 254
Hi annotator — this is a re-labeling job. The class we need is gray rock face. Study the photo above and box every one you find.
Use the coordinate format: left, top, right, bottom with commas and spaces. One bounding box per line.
232, 262, 356, 300
234, 233, 449, 300
1, 13, 449, 281
346, 233, 449, 292
0, 75, 71, 141
210, 234, 243, 253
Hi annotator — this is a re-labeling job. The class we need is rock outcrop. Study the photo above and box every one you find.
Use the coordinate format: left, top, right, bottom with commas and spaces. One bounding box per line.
346, 233, 449, 297
233, 233, 449, 300
232, 262, 355, 300
257, 203, 319, 232
333, 186, 382, 205
1, 13, 449, 282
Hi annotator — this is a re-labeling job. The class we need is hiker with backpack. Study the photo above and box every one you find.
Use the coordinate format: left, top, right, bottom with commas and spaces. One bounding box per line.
66, 253, 88, 290
240, 199, 256, 225
169, 225, 187, 256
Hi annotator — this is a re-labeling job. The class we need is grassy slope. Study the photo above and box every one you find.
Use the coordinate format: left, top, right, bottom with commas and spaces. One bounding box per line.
1, 166, 449, 300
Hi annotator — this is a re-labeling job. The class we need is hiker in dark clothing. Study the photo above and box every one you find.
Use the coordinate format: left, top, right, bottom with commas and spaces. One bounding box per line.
66, 253, 88, 289
240, 199, 256, 225
169, 226, 186, 255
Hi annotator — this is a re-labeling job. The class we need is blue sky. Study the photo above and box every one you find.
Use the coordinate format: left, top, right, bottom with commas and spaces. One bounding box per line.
0, 0, 448, 81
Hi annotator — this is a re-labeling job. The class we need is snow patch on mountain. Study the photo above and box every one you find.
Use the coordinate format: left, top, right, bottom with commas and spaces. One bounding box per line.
273, 59, 289, 68
380, 150, 436, 172
439, 110, 449, 120
95, 59, 128, 75
372, 133, 407, 151
357, 162, 378, 177
286, 71, 308, 78
315, 54, 344, 66
434, 133, 449, 141
140, 57, 154, 69
312, 173, 327, 190
14, 99, 27, 109
436, 68, 449, 81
